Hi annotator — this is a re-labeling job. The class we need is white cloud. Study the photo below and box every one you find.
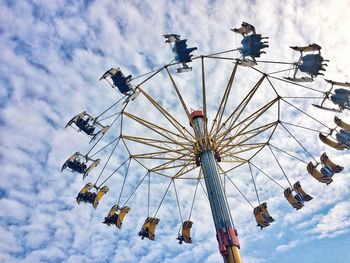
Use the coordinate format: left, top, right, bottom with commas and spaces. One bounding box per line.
276, 240, 298, 252
312, 201, 350, 238
1, 0, 350, 263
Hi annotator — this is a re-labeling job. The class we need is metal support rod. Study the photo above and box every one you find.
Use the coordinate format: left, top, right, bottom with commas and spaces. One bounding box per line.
191, 110, 242, 263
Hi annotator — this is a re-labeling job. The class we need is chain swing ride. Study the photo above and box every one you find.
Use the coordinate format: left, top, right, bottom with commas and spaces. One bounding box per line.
61, 22, 349, 263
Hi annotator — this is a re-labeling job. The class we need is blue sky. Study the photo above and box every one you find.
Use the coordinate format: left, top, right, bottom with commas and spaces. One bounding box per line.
1, 0, 350, 262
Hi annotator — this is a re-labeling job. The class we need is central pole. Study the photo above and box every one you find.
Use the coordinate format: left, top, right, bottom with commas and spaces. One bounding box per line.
191, 110, 242, 263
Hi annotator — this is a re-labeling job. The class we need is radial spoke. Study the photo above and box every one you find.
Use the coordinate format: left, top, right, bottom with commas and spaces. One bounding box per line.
221, 143, 267, 158
219, 121, 278, 152
209, 63, 238, 137
123, 111, 190, 144
138, 87, 195, 142
122, 134, 192, 150
217, 99, 278, 153
214, 75, 266, 139
165, 67, 202, 146
217, 97, 278, 144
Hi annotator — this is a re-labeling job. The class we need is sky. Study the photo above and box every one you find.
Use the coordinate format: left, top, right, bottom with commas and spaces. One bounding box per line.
1, 0, 350, 263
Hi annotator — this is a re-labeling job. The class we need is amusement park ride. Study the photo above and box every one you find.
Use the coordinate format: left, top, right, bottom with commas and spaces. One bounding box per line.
61, 22, 349, 263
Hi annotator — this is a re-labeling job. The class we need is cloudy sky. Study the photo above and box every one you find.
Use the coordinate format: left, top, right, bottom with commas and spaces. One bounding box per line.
1, 0, 350, 263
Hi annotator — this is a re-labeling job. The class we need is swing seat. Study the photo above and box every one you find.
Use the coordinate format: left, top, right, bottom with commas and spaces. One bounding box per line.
177, 221, 193, 244
83, 159, 101, 180
66, 111, 108, 142
103, 205, 131, 229
293, 181, 313, 202
320, 152, 343, 173
116, 206, 131, 229
103, 205, 119, 226
138, 217, 160, 241
61, 152, 80, 172
76, 183, 94, 204
307, 162, 333, 185
65, 111, 86, 128
284, 181, 313, 210
253, 202, 274, 229
90, 126, 109, 143
92, 186, 109, 209
100, 67, 133, 95
284, 187, 304, 210
334, 116, 350, 131
319, 133, 346, 150
331, 89, 350, 110
336, 129, 350, 146
231, 22, 256, 36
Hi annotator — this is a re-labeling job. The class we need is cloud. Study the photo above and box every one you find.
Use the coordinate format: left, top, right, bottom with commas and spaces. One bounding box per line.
1, 0, 350, 263
276, 240, 298, 252
312, 201, 350, 238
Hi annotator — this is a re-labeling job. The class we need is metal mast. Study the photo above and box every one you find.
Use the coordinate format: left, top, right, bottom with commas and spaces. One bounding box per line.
191, 110, 242, 263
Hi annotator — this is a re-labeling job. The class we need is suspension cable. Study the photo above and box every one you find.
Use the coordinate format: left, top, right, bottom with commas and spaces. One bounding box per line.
281, 96, 324, 100
148, 171, 151, 217
98, 111, 122, 122
86, 132, 110, 157
268, 75, 324, 94
289, 49, 296, 77
131, 66, 168, 81
133, 63, 169, 87
204, 48, 240, 57
154, 179, 173, 217
86, 113, 123, 156
117, 158, 132, 206
121, 171, 149, 207
188, 179, 200, 221
281, 98, 332, 130
223, 171, 226, 195
96, 157, 130, 188
254, 60, 295, 65
268, 145, 293, 188
248, 163, 260, 205
224, 173, 254, 209
269, 144, 307, 164
249, 162, 285, 190
96, 97, 125, 119
280, 122, 317, 163
173, 179, 183, 224
267, 68, 294, 76
104, 78, 123, 95
234, 33, 239, 59
199, 179, 209, 200
94, 137, 121, 186
280, 121, 327, 133
89, 136, 120, 158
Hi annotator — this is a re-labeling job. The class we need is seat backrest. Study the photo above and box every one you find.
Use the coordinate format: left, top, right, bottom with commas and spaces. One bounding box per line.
293, 181, 313, 201
116, 206, 131, 229
93, 186, 109, 209
307, 162, 333, 184
334, 116, 350, 131
181, 221, 193, 243
284, 187, 299, 204
319, 133, 346, 150
254, 203, 273, 227
107, 205, 119, 218
320, 152, 343, 173
141, 217, 160, 240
